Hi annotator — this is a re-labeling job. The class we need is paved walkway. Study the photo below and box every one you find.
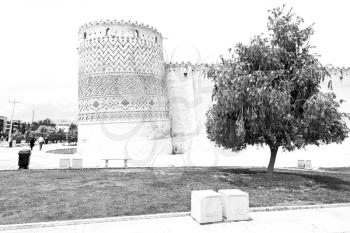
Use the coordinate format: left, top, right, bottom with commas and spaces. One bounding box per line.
1, 206, 350, 233
0, 143, 80, 170
0, 137, 350, 170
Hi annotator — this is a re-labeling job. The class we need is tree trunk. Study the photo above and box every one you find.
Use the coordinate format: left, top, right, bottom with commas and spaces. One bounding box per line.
266, 146, 279, 181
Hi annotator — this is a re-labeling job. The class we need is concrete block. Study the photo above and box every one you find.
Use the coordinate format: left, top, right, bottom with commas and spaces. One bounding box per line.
218, 189, 249, 221
59, 159, 70, 169
298, 160, 305, 168
305, 160, 312, 169
71, 159, 83, 169
191, 190, 222, 224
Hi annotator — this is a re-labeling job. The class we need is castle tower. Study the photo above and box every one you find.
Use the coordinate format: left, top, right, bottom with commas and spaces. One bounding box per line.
78, 20, 171, 164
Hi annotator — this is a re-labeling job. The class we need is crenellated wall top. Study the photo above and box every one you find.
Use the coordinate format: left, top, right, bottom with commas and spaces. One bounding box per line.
165, 62, 210, 72
78, 20, 162, 43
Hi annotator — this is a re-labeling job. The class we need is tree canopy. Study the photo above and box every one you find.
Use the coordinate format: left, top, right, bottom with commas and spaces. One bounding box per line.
30, 118, 56, 131
206, 5, 349, 179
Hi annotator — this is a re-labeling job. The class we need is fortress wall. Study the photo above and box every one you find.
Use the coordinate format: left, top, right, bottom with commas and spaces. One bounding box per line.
166, 63, 197, 154
322, 67, 350, 113
192, 66, 214, 134
165, 63, 214, 154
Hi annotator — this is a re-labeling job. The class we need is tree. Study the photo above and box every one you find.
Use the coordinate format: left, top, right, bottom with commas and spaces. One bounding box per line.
206, 5, 349, 180
68, 123, 78, 142
30, 121, 40, 131
38, 118, 56, 127
69, 123, 77, 132
34, 125, 56, 138
30, 119, 55, 131
29, 118, 56, 140
56, 129, 67, 141
12, 132, 25, 143
19, 122, 29, 134
47, 129, 66, 143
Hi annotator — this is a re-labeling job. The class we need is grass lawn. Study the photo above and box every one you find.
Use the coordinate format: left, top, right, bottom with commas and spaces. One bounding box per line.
1, 167, 350, 225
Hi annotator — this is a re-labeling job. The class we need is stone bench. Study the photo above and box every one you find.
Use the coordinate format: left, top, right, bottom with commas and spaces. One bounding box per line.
191, 190, 222, 224
305, 160, 312, 169
218, 189, 249, 221
59, 158, 83, 169
71, 159, 83, 169
298, 160, 312, 169
59, 159, 70, 169
101, 158, 131, 168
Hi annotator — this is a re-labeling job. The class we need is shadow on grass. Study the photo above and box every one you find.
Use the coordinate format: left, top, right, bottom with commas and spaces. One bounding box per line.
319, 167, 350, 172
217, 168, 261, 175
215, 167, 350, 191
263, 170, 350, 191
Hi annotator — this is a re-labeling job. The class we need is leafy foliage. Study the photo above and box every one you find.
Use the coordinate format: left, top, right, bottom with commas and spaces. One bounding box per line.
34, 125, 56, 138
30, 118, 56, 131
12, 132, 25, 143
47, 129, 67, 142
206, 6, 349, 177
68, 123, 78, 142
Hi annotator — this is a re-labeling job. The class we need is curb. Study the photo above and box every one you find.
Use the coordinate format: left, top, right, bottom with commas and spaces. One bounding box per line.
1, 203, 350, 231
0, 212, 190, 231
250, 202, 350, 212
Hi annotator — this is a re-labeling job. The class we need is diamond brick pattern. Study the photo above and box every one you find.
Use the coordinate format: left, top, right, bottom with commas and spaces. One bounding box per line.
78, 25, 168, 123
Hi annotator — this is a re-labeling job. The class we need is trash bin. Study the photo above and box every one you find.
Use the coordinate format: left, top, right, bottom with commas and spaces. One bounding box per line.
18, 149, 31, 169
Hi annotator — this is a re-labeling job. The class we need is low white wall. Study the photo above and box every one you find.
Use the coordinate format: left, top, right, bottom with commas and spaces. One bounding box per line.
78, 121, 172, 164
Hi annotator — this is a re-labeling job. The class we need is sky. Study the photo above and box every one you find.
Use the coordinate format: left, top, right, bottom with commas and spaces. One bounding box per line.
0, 0, 349, 122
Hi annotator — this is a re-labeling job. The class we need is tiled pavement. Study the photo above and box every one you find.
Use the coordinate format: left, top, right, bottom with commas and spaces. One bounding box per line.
1, 206, 350, 233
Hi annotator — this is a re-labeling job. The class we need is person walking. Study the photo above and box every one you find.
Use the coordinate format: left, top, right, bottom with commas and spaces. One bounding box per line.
38, 136, 44, 151
29, 138, 35, 151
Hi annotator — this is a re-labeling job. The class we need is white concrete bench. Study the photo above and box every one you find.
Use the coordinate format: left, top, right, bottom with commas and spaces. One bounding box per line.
305, 160, 312, 169
101, 158, 131, 168
59, 159, 70, 169
191, 190, 222, 224
59, 158, 83, 169
218, 189, 249, 221
71, 159, 83, 169
298, 160, 305, 168
298, 160, 312, 169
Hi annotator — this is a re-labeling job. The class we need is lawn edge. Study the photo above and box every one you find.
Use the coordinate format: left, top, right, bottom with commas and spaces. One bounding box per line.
1, 202, 350, 231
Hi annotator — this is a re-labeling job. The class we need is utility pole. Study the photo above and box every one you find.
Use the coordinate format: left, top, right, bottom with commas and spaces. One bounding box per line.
8, 99, 20, 142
